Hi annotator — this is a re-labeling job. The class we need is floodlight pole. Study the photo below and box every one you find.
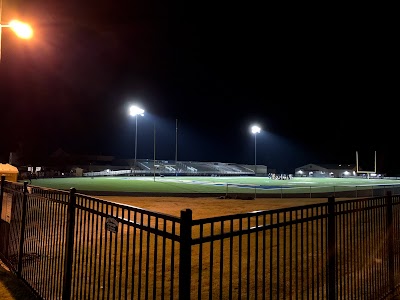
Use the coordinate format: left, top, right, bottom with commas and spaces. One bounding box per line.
251, 125, 261, 176
254, 132, 257, 176
129, 105, 144, 176
251, 125, 261, 199
134, 115, 138, 176
356, 151, 359, 173
154, 122, 156, 182
175, 118, 178, 176
133, 115, 137, 176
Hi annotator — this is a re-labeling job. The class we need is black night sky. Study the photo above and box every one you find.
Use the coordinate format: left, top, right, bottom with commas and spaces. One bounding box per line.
0, 1, 396, 174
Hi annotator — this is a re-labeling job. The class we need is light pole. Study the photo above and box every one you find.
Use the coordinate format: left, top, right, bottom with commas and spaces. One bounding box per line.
0, 0, 33, 62
175, 118, 178, 176
251, 125, 261, 176
129, 105, 144, 176
153, 122, 156, 182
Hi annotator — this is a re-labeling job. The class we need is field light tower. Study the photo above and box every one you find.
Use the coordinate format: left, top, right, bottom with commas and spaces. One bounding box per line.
251, 125, 261, 176
129, 105, 145, 176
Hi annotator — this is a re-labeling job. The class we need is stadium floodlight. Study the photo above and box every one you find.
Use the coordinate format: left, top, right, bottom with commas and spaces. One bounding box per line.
251, 125, 261, 176
129, 105, 145, 176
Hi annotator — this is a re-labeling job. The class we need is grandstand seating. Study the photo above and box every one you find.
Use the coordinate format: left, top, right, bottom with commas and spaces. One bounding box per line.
83, 159, 258, 177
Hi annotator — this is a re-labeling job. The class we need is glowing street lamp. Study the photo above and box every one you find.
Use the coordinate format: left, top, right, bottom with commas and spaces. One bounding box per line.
129, 105, 145, 176
7, 20, 33, 39
0, 0, 33, 61
251, 125, 261, 176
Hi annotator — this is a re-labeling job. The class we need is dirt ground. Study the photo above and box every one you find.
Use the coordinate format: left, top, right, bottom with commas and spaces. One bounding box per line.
97, 196, 331, 219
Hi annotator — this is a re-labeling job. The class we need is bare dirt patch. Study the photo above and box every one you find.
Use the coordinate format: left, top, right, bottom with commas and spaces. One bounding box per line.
97, 196, 331, 219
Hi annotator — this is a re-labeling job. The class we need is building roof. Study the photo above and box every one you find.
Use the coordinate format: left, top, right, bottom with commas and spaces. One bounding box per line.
317, 164, 356, 170
296, 163, 356, 170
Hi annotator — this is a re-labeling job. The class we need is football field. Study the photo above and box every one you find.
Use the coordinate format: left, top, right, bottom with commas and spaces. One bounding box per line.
27, 176, 400, 198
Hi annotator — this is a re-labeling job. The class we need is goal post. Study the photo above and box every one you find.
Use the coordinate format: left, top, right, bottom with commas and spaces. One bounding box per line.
356, 150, 377, 178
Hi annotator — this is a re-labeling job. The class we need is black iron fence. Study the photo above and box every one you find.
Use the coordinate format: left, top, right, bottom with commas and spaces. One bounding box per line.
1, 176, 400, 299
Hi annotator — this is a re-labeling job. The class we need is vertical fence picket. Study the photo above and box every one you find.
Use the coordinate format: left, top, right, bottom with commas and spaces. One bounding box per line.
179, 209, 192, 300
16, 181, 28, 278
386, 191, 395, 297
327, 196, 336, 300
62, 188, 76, 300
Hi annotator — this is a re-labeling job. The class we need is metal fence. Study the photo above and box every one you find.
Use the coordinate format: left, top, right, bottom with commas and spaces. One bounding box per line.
1, 176, 400, 299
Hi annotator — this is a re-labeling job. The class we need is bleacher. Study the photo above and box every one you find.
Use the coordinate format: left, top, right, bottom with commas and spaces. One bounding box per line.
213, 163, 247, 174
83, 159, 260, 177
138, 161, 151, 170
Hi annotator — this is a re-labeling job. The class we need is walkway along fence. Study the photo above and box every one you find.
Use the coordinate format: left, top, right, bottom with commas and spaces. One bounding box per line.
1, 175, 400, 299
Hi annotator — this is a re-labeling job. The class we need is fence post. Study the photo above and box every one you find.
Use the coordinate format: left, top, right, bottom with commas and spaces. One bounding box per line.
179, 209, 192, 300
17, 181, 29, 278
0, 175, 5, 219
386, 191, 395, 297
327, 196, 336, 300
62, 188, 76, 300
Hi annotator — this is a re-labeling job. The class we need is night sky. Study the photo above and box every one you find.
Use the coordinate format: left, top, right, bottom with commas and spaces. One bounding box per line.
0, 1, 396, 174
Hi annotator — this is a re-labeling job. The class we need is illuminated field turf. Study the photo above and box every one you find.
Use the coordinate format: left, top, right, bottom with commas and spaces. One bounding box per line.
25, 176, 400, 196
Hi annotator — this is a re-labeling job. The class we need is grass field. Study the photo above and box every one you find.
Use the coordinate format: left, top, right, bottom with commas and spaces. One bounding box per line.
25, 176, 400, 197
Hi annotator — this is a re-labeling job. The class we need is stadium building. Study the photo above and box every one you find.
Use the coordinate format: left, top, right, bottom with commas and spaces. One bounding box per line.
295, 163, 358, 178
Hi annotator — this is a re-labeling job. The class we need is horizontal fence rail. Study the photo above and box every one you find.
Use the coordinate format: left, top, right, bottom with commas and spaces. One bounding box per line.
1, 175, 400, 299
